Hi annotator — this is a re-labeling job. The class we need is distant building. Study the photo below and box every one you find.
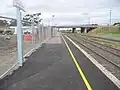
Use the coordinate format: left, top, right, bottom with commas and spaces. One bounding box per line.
10, 26, 33, 34
0, 26, 14, 35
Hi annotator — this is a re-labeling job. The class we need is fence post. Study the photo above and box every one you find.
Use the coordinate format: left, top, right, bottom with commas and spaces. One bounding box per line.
17, 8, 23, 66
13, 0, 25, 66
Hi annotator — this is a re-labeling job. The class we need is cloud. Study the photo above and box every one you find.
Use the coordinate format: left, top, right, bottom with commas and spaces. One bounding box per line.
0, 0, 120, 25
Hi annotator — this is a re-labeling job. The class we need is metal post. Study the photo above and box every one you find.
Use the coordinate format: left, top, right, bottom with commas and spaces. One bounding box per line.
17, 8, 23, 66
32, 21, 34, 44
40, 24, 43, 42
42, 24, 44, 41
52, 15, 55, 36
38, 24, 41, 42
88, 16, 90, 24
48, 20, 50, 26
51, 27, 52, 37
108, 9, 112, 32
46, 26, 48, 39
52, 18, 53, 37
44, 27, 46, 39
109, 9, 112, 26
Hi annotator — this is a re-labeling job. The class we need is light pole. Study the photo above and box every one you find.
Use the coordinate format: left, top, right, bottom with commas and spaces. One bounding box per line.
82, 13, 90, 24
88, 16, 91, 24
52, 15, 55, 36
109, 9, 112, 26
52, 15, 55, 26
48, 20, 50, 26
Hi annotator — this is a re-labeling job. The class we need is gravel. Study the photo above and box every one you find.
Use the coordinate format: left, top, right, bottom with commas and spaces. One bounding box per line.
66, 34, 120, 80
77, 34, 120, 50
76, 35, 120, 56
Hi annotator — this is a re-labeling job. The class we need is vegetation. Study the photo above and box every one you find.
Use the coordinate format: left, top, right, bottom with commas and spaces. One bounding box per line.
113, 22, 120, 26
0, 20, 9, 27
89, 26, 120, 34
23, 13, 42, 26
8, 12, 42, 26
9, 20, 17, 26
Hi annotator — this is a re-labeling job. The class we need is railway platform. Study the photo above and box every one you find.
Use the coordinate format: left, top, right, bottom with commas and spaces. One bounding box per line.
0, 32, 119, 90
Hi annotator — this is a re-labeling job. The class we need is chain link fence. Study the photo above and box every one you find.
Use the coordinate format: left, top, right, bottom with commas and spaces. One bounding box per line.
23, 24, 53, 55
0, 22, 54, 79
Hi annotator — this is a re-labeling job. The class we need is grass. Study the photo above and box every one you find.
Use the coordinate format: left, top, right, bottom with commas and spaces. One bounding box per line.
90, 26, 120, 33
94, 40, 120, 49
88, 26, 120, 40
96, 32, 120, 35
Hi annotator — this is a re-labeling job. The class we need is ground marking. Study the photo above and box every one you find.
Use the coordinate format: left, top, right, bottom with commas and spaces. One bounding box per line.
61, 34, 92, 90
64, 34, 120, 89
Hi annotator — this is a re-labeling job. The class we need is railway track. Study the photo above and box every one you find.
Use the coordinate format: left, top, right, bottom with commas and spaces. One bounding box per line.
65, 34, 120, 69
80, 34, 120, 43
75, 35, 120, 57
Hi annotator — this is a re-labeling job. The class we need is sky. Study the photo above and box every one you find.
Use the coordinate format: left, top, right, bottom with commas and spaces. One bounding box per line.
0, 0, 120, 25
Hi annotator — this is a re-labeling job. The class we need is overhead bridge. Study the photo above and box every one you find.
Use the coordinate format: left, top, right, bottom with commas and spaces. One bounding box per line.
55, 25, 97, 28
55, 24, 98, 33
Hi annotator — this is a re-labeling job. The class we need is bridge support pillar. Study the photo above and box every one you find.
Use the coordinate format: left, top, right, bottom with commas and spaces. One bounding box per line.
58, 28, 60, 32
72, 28, 76, 33
84, 28, 87, 33
81, 27, 85, 33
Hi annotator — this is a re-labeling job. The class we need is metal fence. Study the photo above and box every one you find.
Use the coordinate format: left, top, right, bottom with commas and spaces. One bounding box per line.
0, 22, 54, 79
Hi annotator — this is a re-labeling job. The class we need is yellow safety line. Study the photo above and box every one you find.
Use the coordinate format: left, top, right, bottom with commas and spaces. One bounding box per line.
61, 34, 92, 90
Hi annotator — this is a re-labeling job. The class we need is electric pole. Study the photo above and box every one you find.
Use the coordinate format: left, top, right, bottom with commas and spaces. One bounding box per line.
109, 9, 112, 26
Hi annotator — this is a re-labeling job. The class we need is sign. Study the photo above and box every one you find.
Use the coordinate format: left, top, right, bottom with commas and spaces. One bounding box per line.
13, 0, 25, 11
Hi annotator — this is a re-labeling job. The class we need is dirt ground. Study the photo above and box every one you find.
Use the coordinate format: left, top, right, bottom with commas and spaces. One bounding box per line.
0, 35, 37, 77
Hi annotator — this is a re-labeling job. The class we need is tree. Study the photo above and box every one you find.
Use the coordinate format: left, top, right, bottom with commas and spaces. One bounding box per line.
22, 13, 42, 26
113, 22, 120, 26
9, 19, 17, 26
72, 28, 76, 33
0, 20, 9, 27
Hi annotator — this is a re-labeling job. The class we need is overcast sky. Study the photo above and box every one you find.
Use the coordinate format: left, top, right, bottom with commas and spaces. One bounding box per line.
0, 0, 120, 25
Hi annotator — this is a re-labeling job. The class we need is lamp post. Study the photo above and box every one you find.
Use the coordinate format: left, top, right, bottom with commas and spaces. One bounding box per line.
108, 9, 112, 32
88, 16, 91, 24
37, 18, 43, 42
48, 20, 50, 26
83, 13, 90, 24
52, 15, 55, 26
109, 9, 112, 26
52, 15, 55, 36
